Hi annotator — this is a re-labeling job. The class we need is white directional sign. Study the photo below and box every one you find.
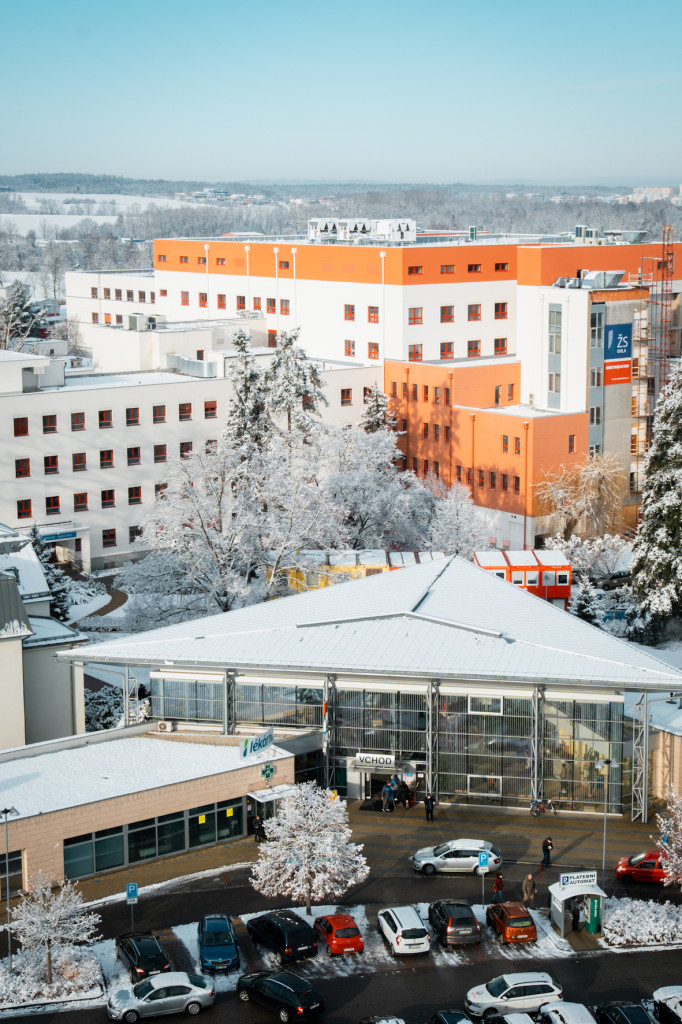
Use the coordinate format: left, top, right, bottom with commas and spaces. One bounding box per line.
560, 870, 597, 889
478, 850, 490, 874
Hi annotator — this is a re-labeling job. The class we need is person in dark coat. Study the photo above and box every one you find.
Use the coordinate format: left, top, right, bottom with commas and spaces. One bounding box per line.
253, 814, 265, 843
571, 898, 582, 932
424, 793, 435, 821
492, 872, 504, 903
397, 781, 409, 811
542, 836, 553, 866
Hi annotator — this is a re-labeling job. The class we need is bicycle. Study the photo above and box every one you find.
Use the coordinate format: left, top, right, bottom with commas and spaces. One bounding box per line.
530, 797, 558, 816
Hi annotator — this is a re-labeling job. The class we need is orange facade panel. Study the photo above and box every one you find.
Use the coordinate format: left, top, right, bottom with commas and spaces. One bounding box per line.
516, 242, 682, 287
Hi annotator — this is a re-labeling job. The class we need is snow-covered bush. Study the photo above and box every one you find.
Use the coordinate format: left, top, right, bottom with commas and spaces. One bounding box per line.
603, 895, 682, 946
85, 685, 149, 731
0, 947, 101, 1006
656, 785, 682, 887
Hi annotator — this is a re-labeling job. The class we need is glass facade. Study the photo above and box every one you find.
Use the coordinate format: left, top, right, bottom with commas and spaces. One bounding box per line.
1, 850, 23, 898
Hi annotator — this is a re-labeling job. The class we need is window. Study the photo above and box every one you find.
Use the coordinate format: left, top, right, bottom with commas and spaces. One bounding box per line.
92, 312, 99, 324
412, 458, 418, 471
478, 469, 485, 487
344, 339, 355, 357
74, 493, 88, 512
440, 305, 454, 324
102, 529, 116, 548
434, 387, 440, 404
253, 297, 261, 311
440, 341, 453, 359
44, 455, 58, 474
116, 314, 123, 324
508, 383, 514, 401
267, 298, 276, 314
549, 308, 562, 353
434, 424, 440, 441
490, 471, 497, 489
455, 464, 461, 481
391, 381, 397, 398
103, 288, 111, 300
548, 372, 561, 393
589, 443, 602, 456
363, 387, 372, 405
423, 386, 429, 402
204, 400, 217, 419
408, 307, 423, 325
423, 423, 429, 439
590, 367, 602, 387
181, 291, 189, 306
180, 442, 192, 458
467, 339, 481, 357
468, 263, 481, 273
127, 447, 141, 465
91, 287, 98, 298
153, 405, 166, 423
114, 289, 124, 303
15, 458, 30, 478
467, 467, 473, 485
467, 304, 481, 321
408, 265, 423, 275
402, 382, 408, 399
157, 254, 166, 263
179, 255, 188, 264
71, 412, 85, 431
17, 499, 31, 519
159, 290, 167, 298
129, 526, 143, 542
126, 407, 139, 426
590, 406, 602, 426
138, 291, 145, 303
445, 388, 451, 405
368, 342, 379, 359
502, 474, 509, 491
495, 262, 508, 272
408, 344, 422, 361
268, 330, 277, 347
46, 495, 60, 515
412, 383, 418, 400
99, 410, 112, 429
43, 415, 57, 434
280, 299, 290, 315
199, 292, 207, 308
434, 461, 440, 477
494, 337, 507, 356
154, 444, 167, 463
568, 434, 575, 453
344, 304, 355, 321
368, 306, 379, 323
128, 486, 142, 505
514, 436, 521, 455
494, 302, 508, 320
197, 256, 206, 265
72, 452, 86, 472
590, 310, 604, 347
126, 290, 133, 302
179, 403, 192, 421
494, 385, 501, 406
401, 419, 407, 431
423, 459, 429, 473
101, 489, 115, 507
441, 264, 454, 274
513, 476, 520, 494
445, 425, 451, 442
279, 260, 289, 269
217, 293, 226, 309
502, 435, 509, 453
341, 389, 352, 406
236, 295, 245, 310
216, 257, 225, 266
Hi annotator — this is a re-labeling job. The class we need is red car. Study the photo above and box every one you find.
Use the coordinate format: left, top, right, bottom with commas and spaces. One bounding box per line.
313, 914, 364, 956
615, 849, 668, 884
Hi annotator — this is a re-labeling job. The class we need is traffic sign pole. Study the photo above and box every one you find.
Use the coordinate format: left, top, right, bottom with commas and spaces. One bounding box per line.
126, 882, 138, 933
478, 851, 489, 909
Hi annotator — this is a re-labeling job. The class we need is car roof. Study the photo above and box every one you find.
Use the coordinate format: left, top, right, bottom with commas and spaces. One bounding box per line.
501, 972, 553, 984
448, 839, 491, 849
321, 913, 358, 927
147, 972, 195, 988
497, 902, 532, 915
202, 914, 231, 926
437, 899, 472, 909
542, 1003, 596, 1024
653, 987, 682, 1002
381, 905, 423, 923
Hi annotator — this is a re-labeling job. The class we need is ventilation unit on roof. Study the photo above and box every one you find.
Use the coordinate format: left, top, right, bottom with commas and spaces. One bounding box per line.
156, 720, 174, 733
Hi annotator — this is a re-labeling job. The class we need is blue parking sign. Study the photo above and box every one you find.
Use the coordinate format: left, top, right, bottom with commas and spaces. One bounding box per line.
126, 882, 138, 903
478, 850, 489, 869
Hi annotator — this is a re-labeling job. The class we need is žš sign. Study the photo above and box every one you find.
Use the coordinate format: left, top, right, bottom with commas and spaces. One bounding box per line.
241, 727, 275, 760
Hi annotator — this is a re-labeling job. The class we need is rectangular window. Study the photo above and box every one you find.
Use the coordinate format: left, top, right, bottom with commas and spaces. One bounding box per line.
391, 381, 397, 398
408, 307, 423, 325
43, 414, 57, 434
423, 459, 429, 473
445, 388, 450, 405
434, 387, 440, 404
72, 452, 86, 472
179, 402, 192, 421
157, 254, 167, 263
181, 291, 189, 306
495, 262, 508, 272
138, 291, 145, 303
467, 304, 481, 321
151, 292, 156, 303
217, 293, 226, 309
126, 290, 134, 302
368, 306, 379, 323
440, 305, 454, 323
116, 314, 123, 324
402, 382, 408, 399
434, 461, 440, 477
280, 299, 290, 315
15, 458, 30, 478
490, 471, 497, 489
279, 260, 289, 269
91, 287, 98, 298
127, 447, 141, 466
267, 298, 276, 314
441, 264, 454, 274
502, 474, 509, 491
408, 265, 423, 275
216, 257, 225, 266
423, 423, 429, 439
103, 288, 111, 300
408, 344, 422, 361
126, 407, 139, 426
99, 410, 112, 429
129, 526, 143, 542
74, 493, 87, 512
495, 385, 501, 406
513, 476, 520, 494
101, 489, 115, 508
155, 483, 168, 499
548, 371, 561, 393
468, 263, 481, 273
344, 339, 355, 357
197, 256, 206, 265
467, 467, 473, 485
467, 339, 481, 357
44, 455, 58, 474
434, 424, 440, 441
153, 405, 166, 423
412, 457, 418, 471
341, 388, 352, 406
590, 310, 604, 347
478, 469, 485, 487
445, 425, 451, 442
179, 256, 188, 264
494, 302, 508, 319
204, 400, 217, 419
198, 292, 207, 308
253, 297, 261, 311
17, 499, 31, 519
401, 419, 407, 431
115, 289, 122, 301
440, 341, 453, 359
494, 337, 507, 355
508, 383, 514, 401
590, 406, 602, 426
423, 386, 429, 402
549, 307, 562, 354
363, 387, 371, 405
502, 435, 509, 453
368, 342, 379, 359
180, 441, 193, 458
514, 436, 521, 455
91, 312, 99, 324
344, 304, 355, 321
154, 444, 167, 463
412, 383, 418, 400
46, 495, 60, 515
128, 486, 142, 505
455, 464, 461, 481
159, 290, 167, 298
71, 411, 85, 431
102, 529, 116, 548
236, 295, 245, 310
590, 367, 603, 387
268, 330, 277, 347
568, 434, 575, 453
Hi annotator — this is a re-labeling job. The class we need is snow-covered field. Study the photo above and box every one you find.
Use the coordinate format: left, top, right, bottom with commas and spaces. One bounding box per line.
602, 895, 682, 947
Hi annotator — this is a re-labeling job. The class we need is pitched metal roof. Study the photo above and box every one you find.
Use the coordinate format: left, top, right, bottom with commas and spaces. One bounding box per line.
0, 575, 32, 640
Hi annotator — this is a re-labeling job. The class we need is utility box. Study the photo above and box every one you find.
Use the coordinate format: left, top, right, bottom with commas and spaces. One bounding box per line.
585, 895, 601, 934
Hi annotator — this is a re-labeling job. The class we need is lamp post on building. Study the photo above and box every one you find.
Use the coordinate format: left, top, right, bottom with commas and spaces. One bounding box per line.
2, 806, 19, 973
595, 760, 614, 890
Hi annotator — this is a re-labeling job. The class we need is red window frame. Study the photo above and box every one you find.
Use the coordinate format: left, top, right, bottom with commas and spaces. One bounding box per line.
216, 257, 225, 266
43, 415, 57, 434
502, 474, 509, 491
440, 342, 453, 359
126, 290, 134, 301
368, 342, 379, 359
267, 298, 276, 314
495, 262, 508, 272
73, 452, 86, 471
402, 382, 408, 399
155, 483, 168, 498
368, 306, 379, 323
154, 444, 167, 463
440, 306, 454, 323
408, 266, 423, 275
127, 447, 141, 466
495, 302, 508, 320
341, 389, 352, 406
445, 425, 451, 442
412, 384, 418, 401
44, 455, 58, 475
159, 289, 167, 298
478, 470, 485, 487
468, 263, 481, 273
253, 297, 261, 311
502, 435, 509, 453
91, 287, 98, 298
17, 499, 31, 519
408, 307, 423, 325
138, 291, 145, 303
568, 434, 575, 453
391, 381, 397, 397
46, 495, 60, 516
128, 486, 142, 505
126, 407, 140, 426
205, 400, 217, 419
490, 471, 497, 489
467, 304, 481, 322
279, 260, 289, 269
445, 388, 451, 406
514, 436, 521, 456
71, 412, 85, 431
423, 386, 429, 402
99, 410, 113, 429
236, 295, 245, 310
423, 423, 429, 439
157, 254, 167, 263
92, 312, 99, 324
467, 340, 481, 357
199, 292, 207, 308
441, 265, 454, 274
344, 339, 355, 356
344, 304, 355, 321
408, 344, 422, 361
267, 330, 277, 348
101, 489, 115, 508
181, 291, 189, 306
434, 424, 440, 441
179, 403, 192, 421
153, 405, 166, 423
102, 529, 117, 548
74, 493, 88, 512
280, 299, 290, 315
197, 256, 206, 265
179, 255, 188, 264
217, 293, 226, 309
494, 338, 507, 355
513, 476, 520, 494
179, 441, 193, 458
15, 458, 30, 478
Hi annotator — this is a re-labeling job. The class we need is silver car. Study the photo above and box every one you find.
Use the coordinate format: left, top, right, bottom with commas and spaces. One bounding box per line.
411, 838, 501, 875
107, 971, 215, 1022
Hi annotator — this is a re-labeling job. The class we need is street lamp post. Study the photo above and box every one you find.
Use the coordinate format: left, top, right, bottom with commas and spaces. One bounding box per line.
596, 760, 612, 890
2, 806, 19, 973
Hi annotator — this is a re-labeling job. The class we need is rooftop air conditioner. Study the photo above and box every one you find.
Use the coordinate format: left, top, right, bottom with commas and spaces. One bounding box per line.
156, 720, 174, 733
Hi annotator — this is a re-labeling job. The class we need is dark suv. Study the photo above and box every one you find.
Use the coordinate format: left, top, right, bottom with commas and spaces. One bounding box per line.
115, 931, 172, 983
429, 900, 481, 946
237, 969, 325, 1021
247, 910, 318, 964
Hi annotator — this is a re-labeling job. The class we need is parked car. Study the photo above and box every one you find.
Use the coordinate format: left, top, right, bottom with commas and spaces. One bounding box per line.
246, 910, 317, 965
595, 570, 631, 591
430, 1014, 475, 1024
197, 913, 239, 971
377, 905, 430, 955
115, 933, 173, 984
313, 913, 364, 956
595, 1004, 656, 1024
107, 971, 215, 1021
465, 972, 563, 1018
428, 899, 481, 946
653, 987, 682, 1024
538, 1003, 598, 1024
486, 902, 537, 945
615, 850, 668, 884
359, 1019, 406, 1024
237, 969, 325, 1022
411, 838, 502, 876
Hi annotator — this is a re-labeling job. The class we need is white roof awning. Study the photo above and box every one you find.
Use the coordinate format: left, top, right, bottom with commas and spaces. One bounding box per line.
247, 783, 299, 804
548, 881, 606, 903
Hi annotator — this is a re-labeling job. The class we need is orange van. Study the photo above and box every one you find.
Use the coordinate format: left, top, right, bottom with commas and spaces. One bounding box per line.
486, 901, 537, 944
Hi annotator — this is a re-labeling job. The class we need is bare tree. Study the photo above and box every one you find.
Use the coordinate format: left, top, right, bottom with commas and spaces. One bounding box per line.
535, 452, 625, 540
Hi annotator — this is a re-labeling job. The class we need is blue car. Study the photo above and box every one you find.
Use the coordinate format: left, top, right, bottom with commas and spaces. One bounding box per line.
197, 914, 240, 971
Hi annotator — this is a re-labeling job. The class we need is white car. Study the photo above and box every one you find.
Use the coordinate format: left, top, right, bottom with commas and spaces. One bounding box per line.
538, 1004, 598, 1024
411, 838, 501, 875
377, 905, 430, 955
465, 972, 562, 1018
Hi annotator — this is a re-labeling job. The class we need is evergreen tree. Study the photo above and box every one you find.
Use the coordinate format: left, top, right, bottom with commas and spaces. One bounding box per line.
225, 327, 269, 446
0, 280, 45, 349
631, 362, 682, 627
360, 382, 396, 433
568, 574, 602, 627
27, 525, 73, 622
263, 329, 328, 433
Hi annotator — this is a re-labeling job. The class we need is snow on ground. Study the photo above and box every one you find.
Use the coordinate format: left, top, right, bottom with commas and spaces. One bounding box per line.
68, 593, 111, 621
601, 895, 682, 947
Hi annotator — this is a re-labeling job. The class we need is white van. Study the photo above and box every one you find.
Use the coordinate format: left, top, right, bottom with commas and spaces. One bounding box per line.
377, 905, 430, 955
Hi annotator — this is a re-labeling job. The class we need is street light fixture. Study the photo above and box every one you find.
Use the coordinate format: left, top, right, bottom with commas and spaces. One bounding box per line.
595, 760, 617, 890
2, 806, 19, 973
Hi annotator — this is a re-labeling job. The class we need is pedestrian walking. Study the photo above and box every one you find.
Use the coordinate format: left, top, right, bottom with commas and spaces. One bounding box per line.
541, 836, 553, 866
424, 792, 435, 821
492, 872, 504, 903
397, 780, 409, 811
522, 873, 537, 909
254, 814, 265, 843
381, 782, 393, 812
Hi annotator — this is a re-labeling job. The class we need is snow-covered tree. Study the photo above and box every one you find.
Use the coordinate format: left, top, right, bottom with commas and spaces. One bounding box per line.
0, 280, 45, 349
426, 482, 487, 558
360, 382, 396, 433
568, 574, 602, 627
225, 327, 269, 446
655, 785, 682, 887
8, 872, 100, 985
536, 452, 625, 540
631, 362, 682, 625
27, 525, 73, 621
545, 533, 630, 581
251, 782, 369, 915
263, 329, 328, 433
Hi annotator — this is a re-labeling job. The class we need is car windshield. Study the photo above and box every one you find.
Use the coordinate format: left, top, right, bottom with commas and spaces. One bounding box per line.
487, 977, 509, 997
133, 980, 154, 998
628, 853, 649, 866
403, 927, 427, 939
188, 976, 207, 989
433, 843, 453, 856
204, 929, 234, 946
335, 927, 360, 938
490, 846, 501, 857
450, 907, 472, 920
508, 917, 533, 928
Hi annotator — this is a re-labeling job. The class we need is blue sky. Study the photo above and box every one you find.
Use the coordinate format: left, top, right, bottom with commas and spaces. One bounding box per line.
3, 0, 680, 185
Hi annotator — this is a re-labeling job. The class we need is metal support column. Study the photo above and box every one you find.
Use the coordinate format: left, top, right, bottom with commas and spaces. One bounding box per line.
632, 693, 649, 822
224, 671, 237, 734
427, 680, 440, 800
531, 686, 545, 801
323, 674, 337, 790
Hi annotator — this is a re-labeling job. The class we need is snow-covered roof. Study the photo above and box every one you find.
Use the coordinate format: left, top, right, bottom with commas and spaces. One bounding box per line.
59, 557, 682, 692
0, 576, 32, 639
622, 644, 682, 735
534, 550, 571, 567
24, 616, 89, 648
54, 372, 191, 392
504, 551, 538, 567
474, 551, 508, 568
0, 735, 292, 821
0, 542, 50, 602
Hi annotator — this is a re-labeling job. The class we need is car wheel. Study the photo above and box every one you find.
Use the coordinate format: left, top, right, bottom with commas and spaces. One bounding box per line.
238, 990, 250, 1002
326, 944, 333, 957
186, 1003, 202, 1016
123, 1012, 140, 1024
484, 1009, 498, 1019
423, 864, 436, 876
621, 874, 634, 885
279, 1009, 291, 1023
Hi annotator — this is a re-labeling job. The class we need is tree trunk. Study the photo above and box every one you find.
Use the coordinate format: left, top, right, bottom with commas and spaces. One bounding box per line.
46, 938, 52, 985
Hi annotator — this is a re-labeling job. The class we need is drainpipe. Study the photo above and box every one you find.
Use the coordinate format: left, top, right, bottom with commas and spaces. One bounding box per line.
405, 365, 410, 467
448, 371, 454, 485
523, 421, 530, 549
470, 414, 476, 494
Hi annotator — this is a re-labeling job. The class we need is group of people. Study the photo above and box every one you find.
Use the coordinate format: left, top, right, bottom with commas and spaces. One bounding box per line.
490, 836, 554, 907
381, 775, 411, 812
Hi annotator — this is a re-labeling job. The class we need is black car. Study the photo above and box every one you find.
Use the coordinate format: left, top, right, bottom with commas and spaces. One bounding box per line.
247, 910, 317, 965
596, 1004, 655, 1024
428, 900, 481, 946
238, 969, 325, 1022
431, 1014, 475, 1024
115, 932, 172, 983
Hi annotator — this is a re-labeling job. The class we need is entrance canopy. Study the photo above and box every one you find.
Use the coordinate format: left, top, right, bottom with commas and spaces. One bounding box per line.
548, 881, 606, 939
247, 783, 299, 804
